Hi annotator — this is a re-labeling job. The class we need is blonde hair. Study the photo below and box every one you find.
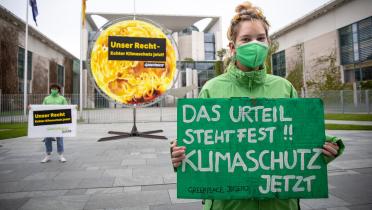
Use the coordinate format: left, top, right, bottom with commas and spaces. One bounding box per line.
227, 1, 270, 43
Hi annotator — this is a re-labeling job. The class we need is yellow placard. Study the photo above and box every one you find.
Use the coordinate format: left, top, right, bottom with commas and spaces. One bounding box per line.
90, 20, 177, 105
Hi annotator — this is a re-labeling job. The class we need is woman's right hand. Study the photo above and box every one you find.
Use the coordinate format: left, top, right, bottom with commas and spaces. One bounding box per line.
170, 140, 186, 168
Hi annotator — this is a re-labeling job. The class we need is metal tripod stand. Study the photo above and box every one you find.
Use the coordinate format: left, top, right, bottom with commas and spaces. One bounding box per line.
98, 107, 167, 141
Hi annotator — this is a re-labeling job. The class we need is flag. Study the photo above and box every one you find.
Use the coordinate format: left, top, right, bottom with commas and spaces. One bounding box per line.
82, 0, 86, 26
29, 0, 38, 26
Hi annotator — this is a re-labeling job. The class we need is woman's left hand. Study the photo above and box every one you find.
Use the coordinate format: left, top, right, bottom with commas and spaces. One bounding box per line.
322, 142, 339, 157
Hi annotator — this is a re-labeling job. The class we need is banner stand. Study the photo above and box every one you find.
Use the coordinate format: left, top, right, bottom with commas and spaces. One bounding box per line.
88, 16, 178, 141
97, 107, 167, 141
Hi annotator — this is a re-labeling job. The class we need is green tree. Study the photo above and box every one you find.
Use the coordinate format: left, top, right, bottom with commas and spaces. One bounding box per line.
214, 61, 224, 76
216, 48, 227, 61
183, 57, 194, 62
286, 62, 303, 93
285, 44, 304, 93
306, 50, 347, 91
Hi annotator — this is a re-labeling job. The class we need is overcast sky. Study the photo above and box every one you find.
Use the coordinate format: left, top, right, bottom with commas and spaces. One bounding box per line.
0, 0, 331, 58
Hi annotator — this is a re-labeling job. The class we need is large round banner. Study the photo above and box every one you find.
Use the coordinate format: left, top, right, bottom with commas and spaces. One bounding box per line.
88, 18, 177, 106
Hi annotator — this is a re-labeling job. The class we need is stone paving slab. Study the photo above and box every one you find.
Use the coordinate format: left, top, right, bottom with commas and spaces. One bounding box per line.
150, 202, 202, 210
19, 195, 90, 210
0, 197, 31, 210
77, 177, 115, 189
83, 191, 170, 209
0, 124, 371, 210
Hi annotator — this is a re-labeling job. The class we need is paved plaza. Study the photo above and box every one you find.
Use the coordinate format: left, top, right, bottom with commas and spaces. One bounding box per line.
0, 122, 371, 210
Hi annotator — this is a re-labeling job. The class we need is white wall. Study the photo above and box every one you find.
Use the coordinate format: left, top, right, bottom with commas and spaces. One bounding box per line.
171, 32, 180, 60
178, 34, 193, 60
214, 31, 223, 53
191, 31, 205, 61
275, 0, 372, 51
18, 31, 67, 65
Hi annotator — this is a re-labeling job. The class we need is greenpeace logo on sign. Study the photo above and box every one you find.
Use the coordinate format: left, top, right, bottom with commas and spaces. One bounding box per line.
144, 62, 165, 68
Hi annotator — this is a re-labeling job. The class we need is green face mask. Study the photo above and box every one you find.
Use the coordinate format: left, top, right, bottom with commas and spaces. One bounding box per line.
235, 40, 269, 68
51, 89, 59, 96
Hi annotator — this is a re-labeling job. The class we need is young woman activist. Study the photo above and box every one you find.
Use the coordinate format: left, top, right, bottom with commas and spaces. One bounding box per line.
40, 84, 68, 163
170, 1, 345, 210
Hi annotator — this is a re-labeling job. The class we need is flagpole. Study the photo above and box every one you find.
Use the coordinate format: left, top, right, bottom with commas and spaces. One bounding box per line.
23, 0, 29, 117
133, 0, 136, 20
79, 0, 84, 113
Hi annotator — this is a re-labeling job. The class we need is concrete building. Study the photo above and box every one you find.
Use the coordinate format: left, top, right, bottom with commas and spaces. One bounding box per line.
83, 13, 222, 105
0, 5, 79, 98
270, 0, 372, 93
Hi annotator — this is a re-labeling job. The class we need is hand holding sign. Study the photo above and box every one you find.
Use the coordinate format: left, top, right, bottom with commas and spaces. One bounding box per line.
171, 140, 186, 168
323, 142, 339, 157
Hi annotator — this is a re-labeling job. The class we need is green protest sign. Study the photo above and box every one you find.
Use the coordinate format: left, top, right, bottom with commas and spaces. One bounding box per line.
177, 98, 328, 200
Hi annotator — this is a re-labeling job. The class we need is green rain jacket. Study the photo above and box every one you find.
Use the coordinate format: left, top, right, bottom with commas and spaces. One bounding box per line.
197, 63, 345, 210
42, 94, 68, 105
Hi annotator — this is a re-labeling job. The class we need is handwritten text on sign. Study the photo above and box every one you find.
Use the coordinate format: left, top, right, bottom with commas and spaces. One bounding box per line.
177, 98, 327, 200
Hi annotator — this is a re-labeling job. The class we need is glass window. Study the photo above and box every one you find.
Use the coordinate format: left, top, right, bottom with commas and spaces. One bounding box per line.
18, 80, 31, 93
205, 52, 215, 60
355, 69, 362, 81
187, 62, 195, 69
17, 47, 32, 80
177, 61, 216, 70
204, 33, 215, 43
177, 61, 195, 70
358, 17, 372, 62
198, 70, 209, 87
353, 67, 372, 82
204, 43, 215, 52
181, 70, 186, 86
272, 50, 286, 77
204, 33, 215, 60
353, 43, 360, 61
343, 70, 353, 83
195, 62, 214, 70
179, 25, 199, 36
176, 61, 217, 87
339, 25, 354, 65
88, 31, 97, 42
339, 16, 372, 64
362, 66, 372, 81
57, 64, 64, 87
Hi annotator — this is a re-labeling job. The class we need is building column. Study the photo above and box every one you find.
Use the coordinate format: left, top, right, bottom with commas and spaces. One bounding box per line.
175, 69, 182, 89
192, 69, 199, 98
186, 68, 193, 98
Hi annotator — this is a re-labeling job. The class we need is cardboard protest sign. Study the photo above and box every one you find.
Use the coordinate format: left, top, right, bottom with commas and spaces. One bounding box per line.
28, 105, 77, 138
177, 98, 327, 200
